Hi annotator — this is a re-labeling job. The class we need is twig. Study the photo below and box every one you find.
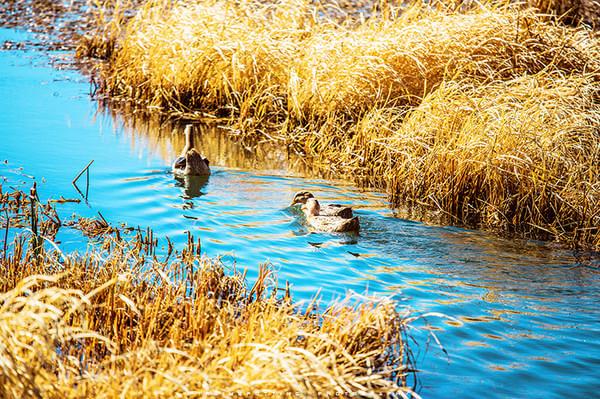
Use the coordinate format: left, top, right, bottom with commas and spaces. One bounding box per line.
30, 182, 42, 259
2, 208, 8, 261
30, 183, 37, 237
86, 166, 90, 199
49, 197, 81, 204
72, 160, 94, 186
72, 183, 87, 204
39, 205, 61, 227
72, 160, 94, 200
97, 211, 109, 226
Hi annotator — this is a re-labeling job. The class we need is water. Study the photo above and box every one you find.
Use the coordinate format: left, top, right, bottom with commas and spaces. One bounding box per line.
1, 27, 599, 398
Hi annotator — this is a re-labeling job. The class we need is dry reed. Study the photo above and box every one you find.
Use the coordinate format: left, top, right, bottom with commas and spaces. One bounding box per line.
0, 185, 414, 398
527, 0, 600, 27
81, 0, 600, 247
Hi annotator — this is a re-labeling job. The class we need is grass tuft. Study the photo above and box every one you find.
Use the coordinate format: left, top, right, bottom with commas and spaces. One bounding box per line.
0, 186, 414, 398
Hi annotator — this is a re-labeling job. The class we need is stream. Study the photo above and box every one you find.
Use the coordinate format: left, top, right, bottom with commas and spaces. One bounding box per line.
1, 27, 599, 398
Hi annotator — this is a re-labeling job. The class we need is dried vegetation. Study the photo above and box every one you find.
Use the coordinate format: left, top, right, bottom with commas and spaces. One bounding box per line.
0, 185, 414, 398
77, 0, 600, 248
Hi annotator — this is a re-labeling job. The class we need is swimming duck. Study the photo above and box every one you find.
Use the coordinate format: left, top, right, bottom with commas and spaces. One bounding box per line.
291, 191, 354, 218
172, 124, 210, 176
290, 191, 360, 233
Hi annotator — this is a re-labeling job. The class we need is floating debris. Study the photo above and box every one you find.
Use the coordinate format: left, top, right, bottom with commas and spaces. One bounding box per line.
48, 196, 81, 204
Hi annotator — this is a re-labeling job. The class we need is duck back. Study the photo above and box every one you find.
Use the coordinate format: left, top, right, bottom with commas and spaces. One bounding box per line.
320, 204, 353, 219
185, 149, 210, 176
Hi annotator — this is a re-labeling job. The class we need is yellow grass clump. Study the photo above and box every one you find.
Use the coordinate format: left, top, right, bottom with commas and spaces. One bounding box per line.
355, 74, 599, 245
100, 1, 599, 117
527, 0, 600, 27
82, 0, 600, 247
0, 186, 414, 398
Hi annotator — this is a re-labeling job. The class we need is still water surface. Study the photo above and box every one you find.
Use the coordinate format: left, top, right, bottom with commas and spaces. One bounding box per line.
1, 28, 599, 398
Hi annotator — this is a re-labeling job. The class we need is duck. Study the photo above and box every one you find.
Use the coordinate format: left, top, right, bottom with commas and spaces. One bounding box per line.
290, 191, 360, 233
172, 124, 210, 176
291, 191, 354, 218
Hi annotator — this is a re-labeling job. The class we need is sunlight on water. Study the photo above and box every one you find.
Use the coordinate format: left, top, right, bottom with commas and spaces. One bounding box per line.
1, 27, 599, 398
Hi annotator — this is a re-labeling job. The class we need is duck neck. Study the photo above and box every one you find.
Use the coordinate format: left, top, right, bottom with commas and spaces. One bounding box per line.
183, 125, 194, 155
304, 198, 320, 216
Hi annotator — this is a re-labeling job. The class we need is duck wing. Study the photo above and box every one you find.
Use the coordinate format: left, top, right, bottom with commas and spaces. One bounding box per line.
172, 156, 186, 170
334, 216, 359, 233
320, 204, 353, 219
308, 215, 360, 233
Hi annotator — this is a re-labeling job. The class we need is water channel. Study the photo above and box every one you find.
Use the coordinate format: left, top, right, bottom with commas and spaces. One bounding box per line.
1, 27, 599, 398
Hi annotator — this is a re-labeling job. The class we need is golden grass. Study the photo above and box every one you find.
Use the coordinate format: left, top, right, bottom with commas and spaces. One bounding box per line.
527, 0, 600, 27
99, 1, 599, 113
0, 186, 414, 398
361, 74, 599, 245
76, 0, 146, 59
81, 0, 600, 247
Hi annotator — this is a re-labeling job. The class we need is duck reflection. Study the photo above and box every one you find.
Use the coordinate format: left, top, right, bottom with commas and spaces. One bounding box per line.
174, 174, 209, 199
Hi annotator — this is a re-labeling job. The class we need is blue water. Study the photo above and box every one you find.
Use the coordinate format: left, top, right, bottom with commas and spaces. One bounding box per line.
1, 27, 599, 398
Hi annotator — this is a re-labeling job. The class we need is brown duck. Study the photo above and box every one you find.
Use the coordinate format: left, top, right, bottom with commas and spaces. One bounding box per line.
290, 191, 359, 233
172, 124, 210, 176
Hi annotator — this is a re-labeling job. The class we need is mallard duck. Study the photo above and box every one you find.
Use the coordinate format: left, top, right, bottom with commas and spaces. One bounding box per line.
172, 124, 210, 176
291, 191, 354, 218
290, 191, 359, 233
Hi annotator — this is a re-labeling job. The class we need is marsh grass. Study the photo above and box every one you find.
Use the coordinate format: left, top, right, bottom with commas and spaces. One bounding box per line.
80, 0, 600, 247
76, 0, 147, 60
528, 0, 600, 27
0, 186, 414, 398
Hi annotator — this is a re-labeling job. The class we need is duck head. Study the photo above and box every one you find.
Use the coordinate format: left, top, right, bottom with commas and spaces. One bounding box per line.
291, 191, 315, 206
